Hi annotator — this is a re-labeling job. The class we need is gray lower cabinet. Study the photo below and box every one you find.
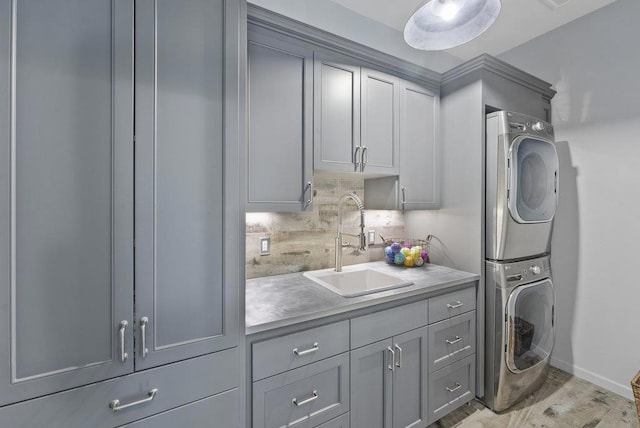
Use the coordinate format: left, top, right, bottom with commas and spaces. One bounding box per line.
0, 0, 242, 424
247, 27, 314, 212
120, 389, 240, 428
253, 353, 350, 428
350, 328, 428, 428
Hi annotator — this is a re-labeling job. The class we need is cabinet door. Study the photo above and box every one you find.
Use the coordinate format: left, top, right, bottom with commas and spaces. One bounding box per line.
0, 0, 134, 406
399, 81, 439, 209
361, 69, 399, 175
391, 327, 428, 428
314, 51, 361, 172
350, 339, 393, 428
247, 29, 313, 212
135, 0, 238, 370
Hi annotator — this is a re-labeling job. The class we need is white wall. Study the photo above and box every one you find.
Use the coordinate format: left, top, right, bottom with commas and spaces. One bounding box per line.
499, 0, 640, 399
248, 0, 462, 73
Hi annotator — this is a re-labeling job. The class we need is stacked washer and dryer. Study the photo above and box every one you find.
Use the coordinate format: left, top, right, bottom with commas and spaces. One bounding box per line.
484, 111, 559, 412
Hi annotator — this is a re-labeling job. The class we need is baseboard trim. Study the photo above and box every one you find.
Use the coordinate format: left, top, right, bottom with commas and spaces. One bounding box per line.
550, 357, 634, 400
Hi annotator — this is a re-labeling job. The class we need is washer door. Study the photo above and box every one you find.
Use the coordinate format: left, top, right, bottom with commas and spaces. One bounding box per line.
508, 136, 558, 223
506, 279, 554, 373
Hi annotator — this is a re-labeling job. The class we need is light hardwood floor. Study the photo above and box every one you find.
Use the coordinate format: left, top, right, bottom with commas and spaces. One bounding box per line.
430, 367, 639, 427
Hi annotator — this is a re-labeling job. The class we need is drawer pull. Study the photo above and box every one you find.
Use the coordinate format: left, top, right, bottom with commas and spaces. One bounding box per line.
293, 342, 319, 357
109, 388, 158, 412
292, 390, 318, 407
445, 336, 462, 345
447, 301, 464, 309
445, 382, 462, 393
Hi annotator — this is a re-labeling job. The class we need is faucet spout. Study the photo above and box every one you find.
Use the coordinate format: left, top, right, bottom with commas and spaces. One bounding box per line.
335, 192, 367, 272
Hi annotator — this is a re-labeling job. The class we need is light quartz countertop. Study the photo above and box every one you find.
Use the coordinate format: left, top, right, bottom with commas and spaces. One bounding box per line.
245, 261, 480, 335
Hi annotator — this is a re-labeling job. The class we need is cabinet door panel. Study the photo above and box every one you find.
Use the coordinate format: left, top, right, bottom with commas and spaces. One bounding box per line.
135, 0, 236, 370
350, 339, 392, 428
0, 0, 134, 406
392, 327, 428, 428
399, 81, 439, 209
247, 30, 313, 212
314, 52, 360, 172
361, 69, 399, 174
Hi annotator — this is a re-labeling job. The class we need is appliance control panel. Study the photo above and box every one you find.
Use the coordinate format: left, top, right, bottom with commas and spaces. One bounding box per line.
491, 256, 551, 285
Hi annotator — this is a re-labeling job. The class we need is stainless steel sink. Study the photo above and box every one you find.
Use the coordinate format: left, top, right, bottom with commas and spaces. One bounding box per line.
303, 265, 413, 297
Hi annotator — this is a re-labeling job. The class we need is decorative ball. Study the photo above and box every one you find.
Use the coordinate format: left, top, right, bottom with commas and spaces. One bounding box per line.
386, 254, 395, 264
385, 246, 393, 257
391, 242, 402, 253
394, 252, 405, 265
414, 257, 425, 267
404, 243, 412, 249
421, 250, 428, 261
401, 247, 411, 256
404, 256, 414, 267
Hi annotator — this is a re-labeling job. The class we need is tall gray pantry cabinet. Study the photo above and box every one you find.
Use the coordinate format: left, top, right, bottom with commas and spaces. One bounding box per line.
0, 0, 244, 426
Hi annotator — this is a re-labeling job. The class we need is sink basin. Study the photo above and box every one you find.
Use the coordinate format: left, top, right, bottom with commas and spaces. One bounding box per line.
303, 265, 413, 297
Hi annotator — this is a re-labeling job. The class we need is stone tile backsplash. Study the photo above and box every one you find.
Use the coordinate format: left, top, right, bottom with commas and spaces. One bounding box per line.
246, 172, 405, 278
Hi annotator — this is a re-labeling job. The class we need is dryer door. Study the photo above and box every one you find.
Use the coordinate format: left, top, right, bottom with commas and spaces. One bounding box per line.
508, 137, 558, 223
505, 279, 554, 374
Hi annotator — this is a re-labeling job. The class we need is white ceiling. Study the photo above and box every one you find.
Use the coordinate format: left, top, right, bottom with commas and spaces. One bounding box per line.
328, 0, 618, 60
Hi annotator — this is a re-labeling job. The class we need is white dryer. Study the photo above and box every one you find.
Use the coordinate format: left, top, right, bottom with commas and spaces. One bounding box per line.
486, 111, 559, 261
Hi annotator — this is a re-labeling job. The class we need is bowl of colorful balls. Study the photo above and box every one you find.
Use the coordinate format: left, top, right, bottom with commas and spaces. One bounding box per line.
382, 237, 430, 267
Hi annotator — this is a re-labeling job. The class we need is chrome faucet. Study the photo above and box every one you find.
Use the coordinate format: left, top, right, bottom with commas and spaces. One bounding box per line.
335, 192, 367, 272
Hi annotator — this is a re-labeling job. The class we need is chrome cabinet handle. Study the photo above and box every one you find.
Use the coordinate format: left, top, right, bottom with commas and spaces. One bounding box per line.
446, 336, 461, 345
361, 146, 368, 172
292, 390, 317, 407
387, 346, 395, 371
293, 342, 319, 357
401, 187, 407, 211
118, 320, 128, 363
447, 301, 464, 309
395, 344, 403, 368
446, 382, 462, 393
109, 388, 158, 412
303, 181, 313, 208
140, 317, 149, 358
354, 146, 361, 171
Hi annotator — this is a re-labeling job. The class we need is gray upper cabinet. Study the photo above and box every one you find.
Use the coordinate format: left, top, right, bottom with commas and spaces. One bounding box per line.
314, 52, 400, 176
134, 0, 238, 370
361, 68, 400, 175
314, 51, 361, 173
247, 28, 313, 212
0, 0, 134, 406
398, 80, 439, 210
364, 80, 440, 210
0, 0, 241, 410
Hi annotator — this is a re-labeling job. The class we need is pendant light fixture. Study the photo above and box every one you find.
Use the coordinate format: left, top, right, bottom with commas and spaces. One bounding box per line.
404, 0, 501, 51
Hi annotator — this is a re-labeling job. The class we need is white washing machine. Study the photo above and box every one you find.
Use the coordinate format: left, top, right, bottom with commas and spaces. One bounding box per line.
484, 255, 555, 412
486, 111, 559, 262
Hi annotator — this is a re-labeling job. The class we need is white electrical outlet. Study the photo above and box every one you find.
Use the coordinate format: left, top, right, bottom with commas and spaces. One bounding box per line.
368, 230, 376, 245
260, 237, 270, 255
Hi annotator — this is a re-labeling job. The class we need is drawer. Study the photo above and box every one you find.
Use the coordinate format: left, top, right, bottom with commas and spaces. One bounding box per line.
0, 348, 239, 428
428, 311, 476, 372
119, 389, 239, 427
253, 320, 349, 381
253, 353, 350, 428
316, 412, 349, 428
428, 354, 476, 425
429, 286, 476, 323
350, 300, 428, 349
